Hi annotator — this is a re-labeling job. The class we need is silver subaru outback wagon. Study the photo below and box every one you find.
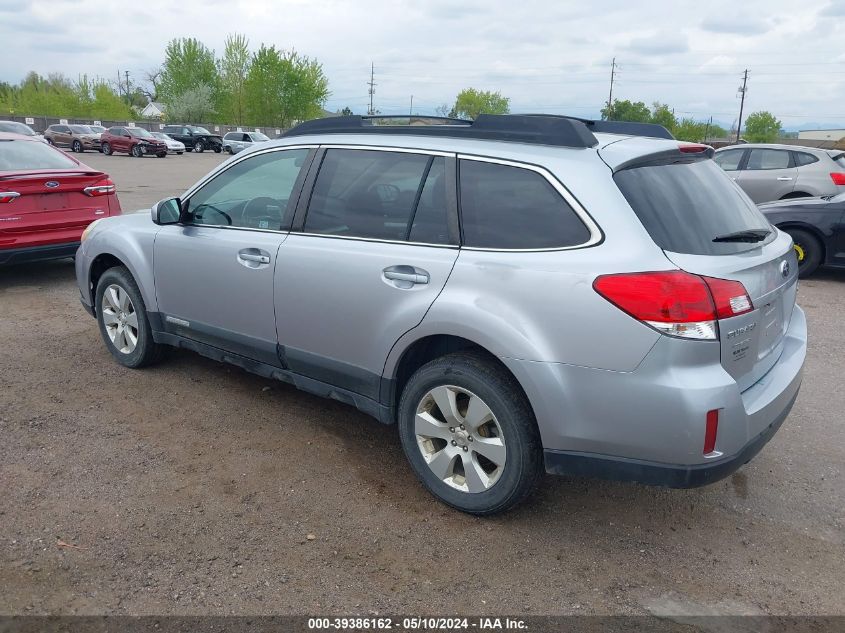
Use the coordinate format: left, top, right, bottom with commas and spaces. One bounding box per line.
75, 115, 806, 514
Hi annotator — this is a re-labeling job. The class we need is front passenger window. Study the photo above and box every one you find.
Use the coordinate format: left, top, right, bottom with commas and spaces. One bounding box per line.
184, 149, 309, 230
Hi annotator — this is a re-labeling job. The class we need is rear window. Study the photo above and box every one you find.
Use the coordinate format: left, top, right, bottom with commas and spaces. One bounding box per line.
793, 152, 819, 167
0, 139, 79, 171
832, 153, 845, 169
614, 158, 773, 255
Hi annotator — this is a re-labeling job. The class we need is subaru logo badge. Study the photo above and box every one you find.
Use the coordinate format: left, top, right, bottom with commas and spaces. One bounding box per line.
780, 260, 790, 278
45, 181, 60, 188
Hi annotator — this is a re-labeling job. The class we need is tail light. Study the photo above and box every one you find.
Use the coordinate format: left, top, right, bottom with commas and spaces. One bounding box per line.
83, 178, 116, 197
830, 172, 845, 185
593, 271, 753, 340
0, 191, 20, 203
678, 143, 710, 154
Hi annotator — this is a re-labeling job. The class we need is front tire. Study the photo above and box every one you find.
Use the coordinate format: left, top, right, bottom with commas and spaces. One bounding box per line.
194, 140, 205, 153
72, 140, 83, 153
130, 144, 144, 158
213, 146, 221, 153
95, 266, 163, 368
156, 153, 167, 158
398, 352, 543, 515
785, 228, 823, 278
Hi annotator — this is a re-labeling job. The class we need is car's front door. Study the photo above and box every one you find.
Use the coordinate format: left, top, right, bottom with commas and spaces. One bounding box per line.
274, 147, 459, 401
736, 148, 797, 203
153, 146, 314, 364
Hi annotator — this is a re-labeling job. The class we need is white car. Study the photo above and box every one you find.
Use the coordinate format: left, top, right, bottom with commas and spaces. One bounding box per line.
222, 131, 271, 154
150, 132, 185, 155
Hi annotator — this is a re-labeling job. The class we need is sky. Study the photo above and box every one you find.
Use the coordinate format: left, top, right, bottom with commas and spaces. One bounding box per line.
2, 0, 845, 130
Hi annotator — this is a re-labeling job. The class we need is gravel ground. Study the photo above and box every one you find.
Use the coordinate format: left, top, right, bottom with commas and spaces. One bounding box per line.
1, 150, 843, 617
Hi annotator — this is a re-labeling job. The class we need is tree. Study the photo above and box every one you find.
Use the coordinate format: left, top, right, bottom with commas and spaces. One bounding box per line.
434, 103, 451, 118
340, 106, 353, 116
166, 84, 215, 123
243, 45, 329, 128
217, 33, 251, 125
0, 71, 134, 120
158, 38, 219, 104
651, 102, 677, 131
673, 118, 709, 142
601, 99, 651, 123
450, 88, 509, 119
743, 111, 781, 143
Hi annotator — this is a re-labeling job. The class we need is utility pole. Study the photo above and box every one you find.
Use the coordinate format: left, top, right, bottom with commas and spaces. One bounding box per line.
736, 69, 748, 143
117, 69, 122, 101
704, 115, 712, 142
367, 63, 376, 116
605, 57, 616, 118
124, 70, 131, 105
409, 95, 413, 117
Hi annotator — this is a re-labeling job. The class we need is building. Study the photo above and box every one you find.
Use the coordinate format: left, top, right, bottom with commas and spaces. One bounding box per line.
139, 102, 166, 120
798, 129, 845, 142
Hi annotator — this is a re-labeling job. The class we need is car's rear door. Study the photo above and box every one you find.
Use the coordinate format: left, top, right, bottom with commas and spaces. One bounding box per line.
736, 148, 797, 203
273, 147, 459, 401
153, 146, 314, 364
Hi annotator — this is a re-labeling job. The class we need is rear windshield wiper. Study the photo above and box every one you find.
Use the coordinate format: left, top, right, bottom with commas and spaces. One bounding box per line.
712, 228, 771, 243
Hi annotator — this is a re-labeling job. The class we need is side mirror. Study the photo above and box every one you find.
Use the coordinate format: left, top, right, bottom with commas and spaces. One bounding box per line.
151, 197, 182, 225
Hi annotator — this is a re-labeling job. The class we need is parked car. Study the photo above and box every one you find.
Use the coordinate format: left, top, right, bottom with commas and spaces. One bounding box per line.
222, 131, 271, 154
100, 126, 167, 158
161, 125, 223, 153
758, 193, 845, 277
0, 132, 120, 265
75, 115, 806, 514
88, 125, 107, 135
44, 124, 102, 153
150, 132, 185, 155
714, 143, 845, 203
0, 120, 44, 140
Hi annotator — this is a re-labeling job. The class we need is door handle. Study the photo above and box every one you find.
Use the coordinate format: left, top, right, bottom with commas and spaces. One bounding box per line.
237, 249, 271, 268
776, 177, 793, 181
383, 265, 429, 286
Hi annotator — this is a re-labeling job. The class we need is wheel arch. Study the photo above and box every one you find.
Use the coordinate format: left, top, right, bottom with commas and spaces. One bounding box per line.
384, 334, 536, 426
83, 231, 158, 316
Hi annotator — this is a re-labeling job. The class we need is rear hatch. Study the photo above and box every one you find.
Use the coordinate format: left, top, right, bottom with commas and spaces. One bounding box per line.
0, 170, 114, 249
609, 144, 799, 392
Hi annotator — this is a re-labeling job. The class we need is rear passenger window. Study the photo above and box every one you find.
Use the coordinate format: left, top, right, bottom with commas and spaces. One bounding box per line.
746, 149, 790, 170
793, 152, 818, 167
458, 160, 591, 249
305, 149, 445, 242
714, 149, 744, 171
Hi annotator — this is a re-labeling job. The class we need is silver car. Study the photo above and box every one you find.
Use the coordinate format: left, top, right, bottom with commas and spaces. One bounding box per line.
222, 130, 270, 154
150, 132, 185, 155
714, 143, 845, 203
74, 115, 806, 514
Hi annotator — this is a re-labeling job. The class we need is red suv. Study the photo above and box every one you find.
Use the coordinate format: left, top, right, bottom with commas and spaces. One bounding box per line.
100, 126, 167, 158
0, 132, 121, 265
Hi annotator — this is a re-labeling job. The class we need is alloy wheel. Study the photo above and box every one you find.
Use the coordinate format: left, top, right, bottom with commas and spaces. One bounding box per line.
101, 284, 139, 354
414, 385, 506, 493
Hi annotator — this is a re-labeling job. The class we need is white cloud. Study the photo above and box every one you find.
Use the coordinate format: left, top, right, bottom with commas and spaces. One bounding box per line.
0, 0, 842, 128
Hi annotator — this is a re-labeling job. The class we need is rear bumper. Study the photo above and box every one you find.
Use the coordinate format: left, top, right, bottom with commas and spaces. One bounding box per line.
0, 241, 79, 265
503, 305, 807, 487
544, 389, 796, 487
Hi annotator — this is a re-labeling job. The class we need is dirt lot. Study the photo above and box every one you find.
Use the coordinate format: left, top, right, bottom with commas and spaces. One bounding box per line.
1, 150, 844, 617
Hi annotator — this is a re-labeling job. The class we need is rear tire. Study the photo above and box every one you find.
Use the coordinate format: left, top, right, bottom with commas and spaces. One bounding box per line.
785, 228, 823, 278
397, 351, 543, 515
101, 142, 112, 156
95, 266, 163, 368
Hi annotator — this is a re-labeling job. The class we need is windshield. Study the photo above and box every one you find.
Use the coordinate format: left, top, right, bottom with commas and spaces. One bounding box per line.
129, 127, 153, 138
252, 132, 270, 141
151, 132, 166, 139
190, 126, 212, 135
70, 125, 93, 134
0, 138, 79, 171
0, 121, 37, 136
614, 158, 773, 255
89, 126, 105, 133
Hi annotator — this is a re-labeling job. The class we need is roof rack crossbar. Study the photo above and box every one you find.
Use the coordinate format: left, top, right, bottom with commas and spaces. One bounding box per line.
282, 114, 675, 147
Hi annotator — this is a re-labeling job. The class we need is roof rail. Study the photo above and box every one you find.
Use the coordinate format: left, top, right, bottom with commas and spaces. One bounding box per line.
283, 114, 600, 148
282, 114, 675, 147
